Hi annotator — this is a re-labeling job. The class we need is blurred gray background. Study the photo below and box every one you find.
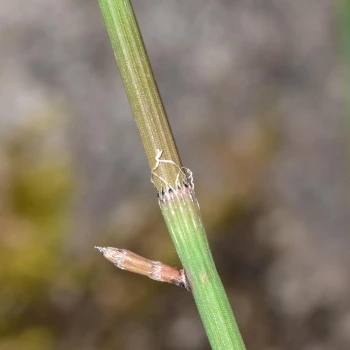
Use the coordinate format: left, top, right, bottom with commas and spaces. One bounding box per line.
0, 1, 349, 350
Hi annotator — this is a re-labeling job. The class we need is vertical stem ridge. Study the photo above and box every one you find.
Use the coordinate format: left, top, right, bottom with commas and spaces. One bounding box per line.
159, 187, 246, 350
99, 0, 182, 190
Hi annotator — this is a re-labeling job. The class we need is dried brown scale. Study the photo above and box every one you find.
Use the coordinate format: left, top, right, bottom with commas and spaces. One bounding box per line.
95, 246, 190, 291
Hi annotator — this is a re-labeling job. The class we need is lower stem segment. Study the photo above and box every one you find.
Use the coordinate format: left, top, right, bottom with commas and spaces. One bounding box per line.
159, 185, 246, 350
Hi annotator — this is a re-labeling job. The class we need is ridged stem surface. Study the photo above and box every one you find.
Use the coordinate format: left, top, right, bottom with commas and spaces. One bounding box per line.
98, 1, 246, 349
99, 0, 183, 190
159, 187, 245, 350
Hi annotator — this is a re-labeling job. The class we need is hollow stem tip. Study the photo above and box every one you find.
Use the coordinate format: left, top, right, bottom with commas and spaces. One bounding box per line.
95, 246, 190, 290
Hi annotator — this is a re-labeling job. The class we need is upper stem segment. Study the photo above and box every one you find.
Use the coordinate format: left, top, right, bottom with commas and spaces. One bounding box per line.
99, 0, 183, 190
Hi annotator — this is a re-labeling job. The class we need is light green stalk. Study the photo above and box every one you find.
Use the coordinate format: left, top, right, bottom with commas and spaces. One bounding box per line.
97, 0, 246, 349
159, 188, 245, 349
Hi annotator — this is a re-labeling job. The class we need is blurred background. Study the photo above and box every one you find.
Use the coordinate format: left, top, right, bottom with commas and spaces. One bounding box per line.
1, 0, 349, 349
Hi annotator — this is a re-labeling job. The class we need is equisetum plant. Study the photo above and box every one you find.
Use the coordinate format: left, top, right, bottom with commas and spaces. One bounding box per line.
96, 1, 246, 349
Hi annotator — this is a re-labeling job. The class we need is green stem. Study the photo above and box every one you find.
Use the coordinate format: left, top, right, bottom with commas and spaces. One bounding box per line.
98, 1, 246, 349
159, 187, 245, 349
99, 0, 183, 190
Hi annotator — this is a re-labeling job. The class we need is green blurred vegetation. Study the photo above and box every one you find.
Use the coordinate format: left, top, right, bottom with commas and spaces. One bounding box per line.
0, 115, 72, 349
